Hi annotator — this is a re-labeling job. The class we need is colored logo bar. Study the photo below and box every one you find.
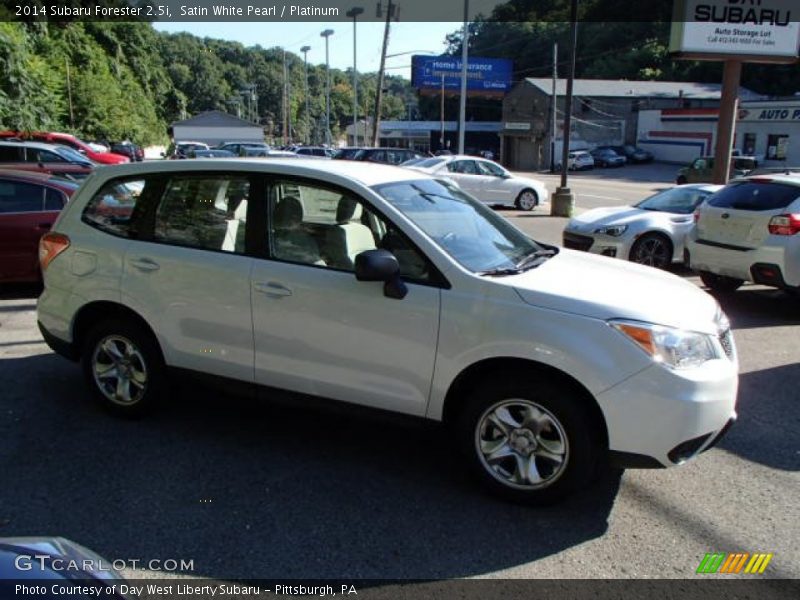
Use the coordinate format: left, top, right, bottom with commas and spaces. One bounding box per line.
696, 552, 773, 574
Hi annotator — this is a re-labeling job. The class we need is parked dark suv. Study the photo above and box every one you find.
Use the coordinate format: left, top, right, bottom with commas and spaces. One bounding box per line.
110, 141, 144, 162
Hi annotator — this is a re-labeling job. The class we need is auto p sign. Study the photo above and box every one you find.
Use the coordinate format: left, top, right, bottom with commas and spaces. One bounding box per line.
670, 0, 800, 63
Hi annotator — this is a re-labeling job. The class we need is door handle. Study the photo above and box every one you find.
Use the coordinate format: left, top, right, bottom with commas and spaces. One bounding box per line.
129, 257, 160, 272
253, 281, 292, 298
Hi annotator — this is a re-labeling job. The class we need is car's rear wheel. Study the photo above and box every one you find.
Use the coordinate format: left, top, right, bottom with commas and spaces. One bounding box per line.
81, 319, 164, 417
699, 271, 744, 293
455, 379, 598, 505
676, 175, 688, 185
630, 233, 673, 269
515, 189, 538, 211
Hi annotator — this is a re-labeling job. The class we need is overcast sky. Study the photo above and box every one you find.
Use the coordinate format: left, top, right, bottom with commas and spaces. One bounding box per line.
152, 22, 462, 79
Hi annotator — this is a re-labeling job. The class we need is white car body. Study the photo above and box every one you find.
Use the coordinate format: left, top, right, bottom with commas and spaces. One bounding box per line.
687, 174, 800, 290
407, 155, 549, 210
37, 159, 737, 500
564, 184, 723, 266
567, 151, 594, 171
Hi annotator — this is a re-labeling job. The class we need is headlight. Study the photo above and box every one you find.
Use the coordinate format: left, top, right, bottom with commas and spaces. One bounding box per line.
594, 224, 628, 237
610, 319, 718, 369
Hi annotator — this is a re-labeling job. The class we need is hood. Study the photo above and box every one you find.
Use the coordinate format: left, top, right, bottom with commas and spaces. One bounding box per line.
568, 206, 644, 228
503, 250, 720, 333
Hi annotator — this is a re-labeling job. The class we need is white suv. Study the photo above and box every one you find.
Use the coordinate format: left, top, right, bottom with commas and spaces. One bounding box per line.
687, 174, 800, 294
37, 159, 738, 504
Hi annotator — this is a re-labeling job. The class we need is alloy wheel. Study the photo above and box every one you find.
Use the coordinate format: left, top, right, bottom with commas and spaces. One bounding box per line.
92, 335, 148, 406
475, 399, 569, 490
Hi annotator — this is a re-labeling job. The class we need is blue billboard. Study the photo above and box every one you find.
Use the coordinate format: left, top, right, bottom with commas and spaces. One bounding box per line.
412, 55, 513, 93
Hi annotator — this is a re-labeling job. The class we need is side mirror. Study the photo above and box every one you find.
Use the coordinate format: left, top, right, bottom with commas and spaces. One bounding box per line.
160, 152, 166, 158
354, 249, 407, 300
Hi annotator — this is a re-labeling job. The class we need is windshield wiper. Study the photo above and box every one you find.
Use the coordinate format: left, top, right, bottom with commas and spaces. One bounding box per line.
476, 266, 522, 277
515, 248, 557, 270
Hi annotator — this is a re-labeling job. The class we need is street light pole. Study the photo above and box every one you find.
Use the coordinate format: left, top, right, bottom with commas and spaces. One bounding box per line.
457, 0, 469, 155
552, 0, 579, 217
320, 29, 334, 146
346, 7, 364, 147
300, 45, 311, 144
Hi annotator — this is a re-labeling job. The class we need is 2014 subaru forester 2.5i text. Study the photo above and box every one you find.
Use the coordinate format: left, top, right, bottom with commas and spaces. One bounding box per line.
37, 159, 738, 504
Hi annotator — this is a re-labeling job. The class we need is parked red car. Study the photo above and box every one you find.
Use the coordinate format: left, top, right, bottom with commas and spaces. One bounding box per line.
0, 170, 79, 283
0, 131, 129, 165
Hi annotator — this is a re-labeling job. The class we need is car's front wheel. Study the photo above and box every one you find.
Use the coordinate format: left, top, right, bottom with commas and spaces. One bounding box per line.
515, 189, 538, 211
676, 175, 688, 185
700, 271, 744, 293
81, 319, 165, 417
455, 379, 598, 504
630, 233, 673, 269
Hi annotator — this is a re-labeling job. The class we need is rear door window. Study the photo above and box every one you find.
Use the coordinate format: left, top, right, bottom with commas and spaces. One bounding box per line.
153, 175, 250, 254
0, 181, 44, 213
707, 181, 800, 211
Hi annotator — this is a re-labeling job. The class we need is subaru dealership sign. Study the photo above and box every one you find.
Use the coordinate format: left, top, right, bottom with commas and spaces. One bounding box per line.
412, 55, 513, 93
670, 0, 800, 61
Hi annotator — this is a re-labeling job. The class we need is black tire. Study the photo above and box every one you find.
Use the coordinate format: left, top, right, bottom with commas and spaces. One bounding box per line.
81, 319, 165, 417
515, 189, 538, 211
699, 271, 744, 293
676, 175, 688, 185
454, 378, 599, 505
629, 233, 673, 269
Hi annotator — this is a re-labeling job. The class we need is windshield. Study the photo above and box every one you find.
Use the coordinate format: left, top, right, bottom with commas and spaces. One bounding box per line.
373, 178, 544, 273
635, 187, 714, 214
414, 157, 446, 169
55, 145, 93, 164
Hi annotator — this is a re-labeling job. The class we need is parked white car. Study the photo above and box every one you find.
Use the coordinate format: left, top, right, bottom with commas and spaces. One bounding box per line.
37, 159, 737, 504
406, 155, 548, 211
565, 150, 595, 171
563, 184, 723, 269
687, 174, 800, 293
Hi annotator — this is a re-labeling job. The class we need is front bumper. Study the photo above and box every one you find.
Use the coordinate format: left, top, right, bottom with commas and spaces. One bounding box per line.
563, 229, 631, 259
596, 358, 738, 468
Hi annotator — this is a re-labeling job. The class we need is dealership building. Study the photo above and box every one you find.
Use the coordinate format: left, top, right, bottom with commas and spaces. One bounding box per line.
499, 78, 763, 171
637, 100, 800, 165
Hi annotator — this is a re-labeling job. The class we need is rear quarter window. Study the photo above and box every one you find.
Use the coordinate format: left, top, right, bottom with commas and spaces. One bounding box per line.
707, 181, 800, 211
82, 177, 148, 237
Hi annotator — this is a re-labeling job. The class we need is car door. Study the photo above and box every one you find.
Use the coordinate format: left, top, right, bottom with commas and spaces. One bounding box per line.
446, 160, 490, 200
476, 159, 515, 205
116, 172, 257, 382
0, 178, 53, 281
250, 177, 441, 416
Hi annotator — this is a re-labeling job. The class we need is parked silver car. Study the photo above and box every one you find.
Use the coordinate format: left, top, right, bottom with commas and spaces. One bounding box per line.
563, 184, 723, 269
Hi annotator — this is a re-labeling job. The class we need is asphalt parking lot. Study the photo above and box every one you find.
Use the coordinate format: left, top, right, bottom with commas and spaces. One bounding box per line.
0, 165, 798, 583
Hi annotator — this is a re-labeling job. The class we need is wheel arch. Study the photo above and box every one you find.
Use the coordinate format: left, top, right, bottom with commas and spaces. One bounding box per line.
72, 301, 163, 360
629, 230, 674, 260
440, 357, 609, 450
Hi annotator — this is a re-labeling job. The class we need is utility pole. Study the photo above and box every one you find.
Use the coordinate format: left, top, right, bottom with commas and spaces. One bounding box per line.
372, 0, 395, 147
65, 57, 74, 129
550, 42, 557, 173
282, 49, 288, 144
320, 29, 334, 146
346, 7, 364, 147
552, 0, 579, 217
300, 46, 311, 144
457, 0, 469, 155
440, 73, 445, 152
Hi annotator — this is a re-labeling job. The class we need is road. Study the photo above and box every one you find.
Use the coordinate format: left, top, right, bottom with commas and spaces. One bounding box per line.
0, 165, 798, 585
